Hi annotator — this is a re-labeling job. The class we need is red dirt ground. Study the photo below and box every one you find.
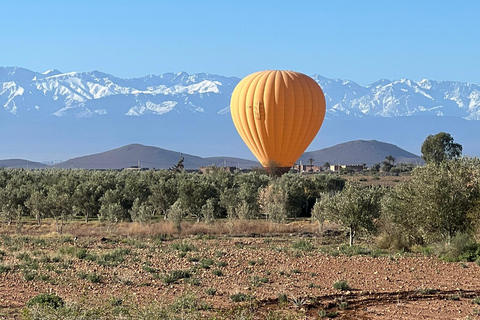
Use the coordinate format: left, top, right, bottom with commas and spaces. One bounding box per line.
1, 232, 480, 319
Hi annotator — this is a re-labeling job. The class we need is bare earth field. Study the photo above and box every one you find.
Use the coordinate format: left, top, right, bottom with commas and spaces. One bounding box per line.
1, 221, 480, 319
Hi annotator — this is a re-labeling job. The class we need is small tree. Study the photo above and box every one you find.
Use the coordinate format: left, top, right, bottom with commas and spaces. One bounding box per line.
168, 200, 185, 232
308, 158, 315, 172
421, 132, 462, 164
312, 182, 383, 246
259, 184, 289, 223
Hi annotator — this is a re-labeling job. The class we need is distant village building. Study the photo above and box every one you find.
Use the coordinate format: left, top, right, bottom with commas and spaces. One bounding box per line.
292, 164, 323, 173
123, 165, 149, 171
198, 166, 237, 174
330, 164, 366, 172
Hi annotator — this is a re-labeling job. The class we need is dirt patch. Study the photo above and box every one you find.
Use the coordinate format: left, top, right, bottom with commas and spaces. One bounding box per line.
1, 233, 480, 319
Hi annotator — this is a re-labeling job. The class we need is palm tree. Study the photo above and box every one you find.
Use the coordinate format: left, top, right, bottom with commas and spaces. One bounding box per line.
308, 158, 315, 172
385, 155, 395, 166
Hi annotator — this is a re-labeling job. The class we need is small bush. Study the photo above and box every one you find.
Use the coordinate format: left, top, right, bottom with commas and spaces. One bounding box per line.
88, 273, 102, 283
109, 297, 123, 307
416, 287, 435, 294
75, 249, 88, 259
230, 293, 251, 302
277, 293, 288, 303
291, 239, 314, 252
0, 264, 10, 273
215, 250, 226, 257
319, 309, 339, 318
436, 234, 480, 262
200, 258, 214, 269
162, 270, 191, 284
250, 275, 268, 287
212, 269, 223, 276
185, 277, 200, 286
187, 256, 200, 262
26, 293, 64, 309
96, 248, 130, 266
142, 265, 158, 274
170, 293, 210, 312
332, 280, 350, 291
171, 242, 196, 253
217, 261, 228, 267
205, 288, 217, 296
23, 271, 36, 281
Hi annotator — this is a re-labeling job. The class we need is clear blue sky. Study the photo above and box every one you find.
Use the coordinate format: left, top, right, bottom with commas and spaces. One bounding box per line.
1, 0, 479, 85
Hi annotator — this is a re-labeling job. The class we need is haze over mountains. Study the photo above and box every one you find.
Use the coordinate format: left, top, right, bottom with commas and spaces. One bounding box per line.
0, 66, 479, 162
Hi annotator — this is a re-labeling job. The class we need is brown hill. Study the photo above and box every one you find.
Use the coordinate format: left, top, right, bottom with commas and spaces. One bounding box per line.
54, 144, 259, 170
0, 159, 47, 169
299, 140, 423, 166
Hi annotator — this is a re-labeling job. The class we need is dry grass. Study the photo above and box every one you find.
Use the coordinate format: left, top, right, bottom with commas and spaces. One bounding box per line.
1, 219, 320, 238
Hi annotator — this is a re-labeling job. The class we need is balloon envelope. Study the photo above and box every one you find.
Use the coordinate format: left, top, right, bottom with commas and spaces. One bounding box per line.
230, 70, 326, 173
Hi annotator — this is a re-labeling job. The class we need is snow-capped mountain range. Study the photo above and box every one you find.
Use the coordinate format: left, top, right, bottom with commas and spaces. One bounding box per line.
2, 66, 480, 120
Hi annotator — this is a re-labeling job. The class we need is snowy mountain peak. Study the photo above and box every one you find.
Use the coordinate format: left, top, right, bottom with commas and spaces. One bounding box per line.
1, 67, 480, 121
42, 69, 62, 76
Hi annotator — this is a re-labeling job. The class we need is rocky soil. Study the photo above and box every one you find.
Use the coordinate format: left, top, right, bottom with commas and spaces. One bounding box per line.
1, 233, 480, 319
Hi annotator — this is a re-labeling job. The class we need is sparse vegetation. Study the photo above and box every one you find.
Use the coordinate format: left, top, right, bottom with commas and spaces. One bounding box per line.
230, 293, 251, 302
333, 280, 350, 291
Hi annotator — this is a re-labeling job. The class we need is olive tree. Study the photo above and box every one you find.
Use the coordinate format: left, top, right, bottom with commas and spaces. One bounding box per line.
381, 158, 480, 244
312, 182, 383, 246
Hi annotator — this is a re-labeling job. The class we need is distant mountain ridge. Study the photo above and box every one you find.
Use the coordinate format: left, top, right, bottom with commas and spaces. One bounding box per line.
0, 140, 420, 170
1, 66, 480, 120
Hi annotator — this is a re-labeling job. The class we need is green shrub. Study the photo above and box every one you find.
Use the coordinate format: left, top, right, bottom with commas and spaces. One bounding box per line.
205, 288, 217, 296
187, 256, 200, 262
277, 293, 288, 303
250, 275, 268, 287
200, 258, 214, 269
291, 239, 314, 252
26, 293, 64, 309
171, 241, 196, 253
109, 297, 123, 307
416, 287, 436, 294
230, 293, 251, 302
75, 249, 88, 259
185, 277, 200, 286
217, 261, 228, 267
96, 248, 130, 266
0, 264, 10, 273
212, 269, 223, 276
332, 280, 350, 291
23, 271, 36, 281
161, 270, 191, 284
436, 234, 480, 262
87, 273, 102, 283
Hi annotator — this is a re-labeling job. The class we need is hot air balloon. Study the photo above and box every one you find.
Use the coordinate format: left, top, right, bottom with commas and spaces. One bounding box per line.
230, 70, 326, 175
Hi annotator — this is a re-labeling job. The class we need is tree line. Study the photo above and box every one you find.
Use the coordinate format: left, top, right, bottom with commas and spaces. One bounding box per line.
0, 168, 345, 233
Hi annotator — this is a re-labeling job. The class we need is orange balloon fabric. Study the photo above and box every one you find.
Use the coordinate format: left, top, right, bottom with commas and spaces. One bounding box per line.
230, 70, 326, 171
